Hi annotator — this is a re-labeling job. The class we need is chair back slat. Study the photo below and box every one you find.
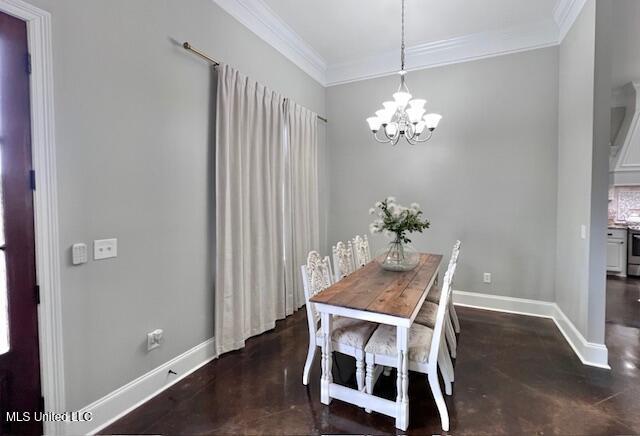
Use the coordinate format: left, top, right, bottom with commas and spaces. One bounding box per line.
332, 240, 356, 280
352, 234, 371, 267
301, 251, 333, 334
428, 269, 453, 371
449, 240, 461, 287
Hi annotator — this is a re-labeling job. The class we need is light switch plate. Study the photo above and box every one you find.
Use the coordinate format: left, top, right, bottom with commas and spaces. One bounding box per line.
483, 272, 492, 284
72, 243, 88, 265
147, 329, 163, 351
94, 238, 117, 260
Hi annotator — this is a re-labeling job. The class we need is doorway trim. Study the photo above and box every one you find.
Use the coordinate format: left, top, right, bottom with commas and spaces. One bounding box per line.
0, 1, 64, 434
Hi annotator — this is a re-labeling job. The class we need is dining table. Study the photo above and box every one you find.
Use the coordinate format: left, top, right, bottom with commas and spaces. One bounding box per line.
309, 252, 443, 431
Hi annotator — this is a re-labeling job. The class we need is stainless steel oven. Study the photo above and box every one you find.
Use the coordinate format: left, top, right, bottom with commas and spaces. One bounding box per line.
628, 228, 640, 276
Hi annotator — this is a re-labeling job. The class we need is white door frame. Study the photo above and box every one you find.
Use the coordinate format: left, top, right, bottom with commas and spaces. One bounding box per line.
0, 1, 65, 434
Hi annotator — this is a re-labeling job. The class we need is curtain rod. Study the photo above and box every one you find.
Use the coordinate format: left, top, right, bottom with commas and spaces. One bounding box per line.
182, 41, 328, 123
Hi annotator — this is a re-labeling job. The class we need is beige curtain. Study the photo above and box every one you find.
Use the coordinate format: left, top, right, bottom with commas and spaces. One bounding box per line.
284, 100, 320, 314
215, 64, 286, 355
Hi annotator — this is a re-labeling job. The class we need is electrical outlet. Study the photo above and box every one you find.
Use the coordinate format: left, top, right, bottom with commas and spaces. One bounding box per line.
94, 238, 117, 260
147, 329, 163, 351
483, 273, 492, 284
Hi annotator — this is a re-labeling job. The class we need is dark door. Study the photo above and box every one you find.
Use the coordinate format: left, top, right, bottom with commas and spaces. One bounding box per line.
0, 11, 42, 436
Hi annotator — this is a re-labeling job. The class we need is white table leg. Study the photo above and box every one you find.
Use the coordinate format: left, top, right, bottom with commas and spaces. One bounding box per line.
396, 326, 409, 431
320, 312, 332, 405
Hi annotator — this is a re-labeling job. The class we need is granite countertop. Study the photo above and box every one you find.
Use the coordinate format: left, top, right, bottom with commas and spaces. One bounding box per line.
608, 224, 629, 230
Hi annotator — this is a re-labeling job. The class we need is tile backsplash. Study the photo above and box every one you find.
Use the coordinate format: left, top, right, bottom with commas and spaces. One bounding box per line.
609, 186, 640, 222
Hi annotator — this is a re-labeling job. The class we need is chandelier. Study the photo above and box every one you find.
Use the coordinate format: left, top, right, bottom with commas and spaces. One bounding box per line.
366, 0, 442, 145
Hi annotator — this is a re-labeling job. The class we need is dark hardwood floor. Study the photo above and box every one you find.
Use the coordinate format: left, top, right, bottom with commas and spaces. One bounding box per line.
104, 282, 640, 435
607, 275, 640, 329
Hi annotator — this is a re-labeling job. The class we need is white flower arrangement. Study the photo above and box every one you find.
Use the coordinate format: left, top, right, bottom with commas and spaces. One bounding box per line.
369, 197, 430, 243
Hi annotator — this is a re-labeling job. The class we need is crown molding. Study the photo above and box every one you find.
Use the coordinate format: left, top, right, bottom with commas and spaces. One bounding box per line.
326, 19, 560, 86
211, 0, 327, 85
553, 0, 588, 41
214, 0, 584, 87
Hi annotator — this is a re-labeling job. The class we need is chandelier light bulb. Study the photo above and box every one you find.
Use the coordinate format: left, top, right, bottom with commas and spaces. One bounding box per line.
409, 99, 427, 109
415, 121, 426, 134
406, 107, 426, 123
383, 101, 398, 113
392, 91, 412, 109
375, 109, 393, 124
385, 123, 399, 136
424, 113, 443, 130
366, 117, 383, 132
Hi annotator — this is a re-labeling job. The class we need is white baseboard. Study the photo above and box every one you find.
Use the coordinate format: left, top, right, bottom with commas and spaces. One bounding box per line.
64, 338, 217, 435
551, 307, 610, 369
452, 290, 557, 318
453, 290, 610, 370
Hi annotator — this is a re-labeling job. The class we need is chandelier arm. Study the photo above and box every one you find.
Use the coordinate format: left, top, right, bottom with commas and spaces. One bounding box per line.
383, 125, 402, 143
413, 130, 434, 143
405, 122, 416, 140
382, 127, 394, 142
373, 130, 393, 143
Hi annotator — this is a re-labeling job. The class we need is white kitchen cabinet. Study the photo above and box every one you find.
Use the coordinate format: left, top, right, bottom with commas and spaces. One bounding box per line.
607, 228, 627, 276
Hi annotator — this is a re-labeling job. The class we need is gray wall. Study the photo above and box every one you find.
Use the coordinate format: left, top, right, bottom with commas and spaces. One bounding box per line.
610, 107, 626, 145
326, 47, 559, 301
25, 0, 325, 410
555, 0, 595, 340
611, 0, 640, 89
588, 0, 612, 344
555, 0, 608, 344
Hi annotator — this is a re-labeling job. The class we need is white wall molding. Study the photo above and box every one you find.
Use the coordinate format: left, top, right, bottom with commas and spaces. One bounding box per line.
452, 290, 557, 318
211, 0, 327, 85
553, 0, 588, 41
0, 2, 66, 435
326, 19, 560, 86
65, 338, 217, 435
211, 1, 577, 87
453, 290, 610, 369
552, 305, 610, 369
211, 0, 591, 87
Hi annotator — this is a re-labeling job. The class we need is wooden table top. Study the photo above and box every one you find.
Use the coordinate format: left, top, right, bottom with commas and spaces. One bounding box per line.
310, 253, 443, 319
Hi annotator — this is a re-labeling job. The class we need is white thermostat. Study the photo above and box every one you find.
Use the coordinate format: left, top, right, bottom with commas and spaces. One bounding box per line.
72, 243, 88, 265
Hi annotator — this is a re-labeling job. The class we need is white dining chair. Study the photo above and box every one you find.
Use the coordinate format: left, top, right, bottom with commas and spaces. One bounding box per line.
332, 240, 356, 281
301, 251, 378, 390
364, 269, 455, 432
413, 256, 458, 390
427, 241, 461, 334
352, 234, 371, 268
415, 241, 461, 360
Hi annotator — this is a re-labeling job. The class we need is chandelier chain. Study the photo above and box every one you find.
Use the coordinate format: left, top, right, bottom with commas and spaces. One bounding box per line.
400, 0, 405, 71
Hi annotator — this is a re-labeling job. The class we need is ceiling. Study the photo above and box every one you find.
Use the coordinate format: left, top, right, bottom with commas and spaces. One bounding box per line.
213, 0, 588, 86
262, 0, 558, 65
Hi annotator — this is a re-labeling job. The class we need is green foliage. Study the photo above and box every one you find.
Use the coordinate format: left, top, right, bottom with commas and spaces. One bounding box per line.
369, 197, 430, 243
